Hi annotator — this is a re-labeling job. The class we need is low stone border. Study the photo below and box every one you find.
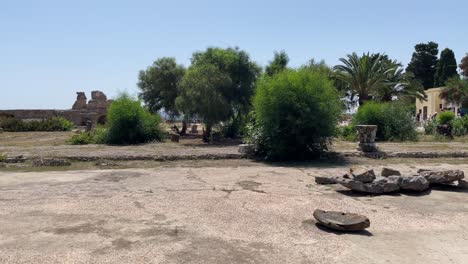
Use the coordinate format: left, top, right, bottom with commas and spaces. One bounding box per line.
339, 151, 468, 159
2, 150, 468, 165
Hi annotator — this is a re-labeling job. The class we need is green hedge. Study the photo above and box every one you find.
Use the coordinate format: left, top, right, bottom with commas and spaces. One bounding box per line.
0, 117, 74, 132
352, 102, 417, 141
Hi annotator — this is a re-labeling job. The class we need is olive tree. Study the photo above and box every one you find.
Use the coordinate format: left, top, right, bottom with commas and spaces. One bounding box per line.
137, 57, 187, 134
176, 64, 232, 142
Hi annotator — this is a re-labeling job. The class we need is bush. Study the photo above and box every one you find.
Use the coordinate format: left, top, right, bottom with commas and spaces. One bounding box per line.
67, 127, 108, 145
68, 132, 95, 145
0, 153, 6, 162
0, 117, 74, 132
246, 68, 341, 160
353, 102, 417, 141
452, 116, 468, 136
337, 124, 357, 141
437, 111, 455, 125
105, 94, 163, 145
424, 119, 437, 135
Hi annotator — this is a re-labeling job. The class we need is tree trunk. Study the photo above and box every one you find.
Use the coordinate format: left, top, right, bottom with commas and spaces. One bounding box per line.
180, 119, 188, 136
358, 93, 369, 108
203, 124, 212, 143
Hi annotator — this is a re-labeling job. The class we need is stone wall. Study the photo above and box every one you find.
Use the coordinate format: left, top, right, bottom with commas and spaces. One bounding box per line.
0, 91, 111, 126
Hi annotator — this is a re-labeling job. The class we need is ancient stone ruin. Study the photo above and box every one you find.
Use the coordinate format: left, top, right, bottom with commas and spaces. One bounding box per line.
0, 91, 112, 127
356, 125, 378, 152
315, 168, 466, 194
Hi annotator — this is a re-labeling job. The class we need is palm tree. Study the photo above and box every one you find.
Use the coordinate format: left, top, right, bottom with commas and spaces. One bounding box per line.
439, 77, 468, 108
334, 52, 425, 107
334, 53, 391, 106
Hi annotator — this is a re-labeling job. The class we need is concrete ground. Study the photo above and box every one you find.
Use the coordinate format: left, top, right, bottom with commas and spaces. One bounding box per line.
0, 159, 467, 263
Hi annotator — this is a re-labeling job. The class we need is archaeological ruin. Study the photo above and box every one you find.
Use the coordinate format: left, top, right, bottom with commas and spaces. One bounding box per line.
0, 91, 113, 126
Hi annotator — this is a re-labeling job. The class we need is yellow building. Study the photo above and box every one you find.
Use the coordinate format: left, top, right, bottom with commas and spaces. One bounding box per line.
415, 87, 460, 121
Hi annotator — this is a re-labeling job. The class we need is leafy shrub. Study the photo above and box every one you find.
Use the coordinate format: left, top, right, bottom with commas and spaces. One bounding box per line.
67, 127, 109, 145
105, 94, 163, 145
452, 116, 468, 136
353, 102, 417, 141
246, 68, 341, 160
0, 117, 74, 132
437, 111, 455, 125
424, 119, 437, 135
68, 132, 95, 145
337, 124, 357, 141
0, 153, 6, 162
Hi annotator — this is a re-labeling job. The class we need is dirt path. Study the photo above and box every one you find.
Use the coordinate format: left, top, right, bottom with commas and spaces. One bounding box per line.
0, 162, 467, 263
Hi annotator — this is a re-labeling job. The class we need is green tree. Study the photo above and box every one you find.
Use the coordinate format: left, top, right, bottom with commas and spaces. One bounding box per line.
190, 47, 261, 137
265, 50, 289, 76
376, 59, 425, 103
176, 64, 233, 142
334, 52, 394, 106
137, 57, 188, 134
191, 47, 261, 111
434, 48, 458, 87
137, 57, 185, 116
335, 53, 425, 107
439, 77, 468, 109
460, 54, 468, 78
406, 41, 439, 89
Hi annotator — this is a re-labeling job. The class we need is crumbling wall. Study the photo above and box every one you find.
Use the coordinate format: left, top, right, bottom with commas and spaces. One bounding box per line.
0, 91, 112, 127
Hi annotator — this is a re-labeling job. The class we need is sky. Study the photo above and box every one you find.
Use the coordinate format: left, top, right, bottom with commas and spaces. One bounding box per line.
1, 0, 467, 109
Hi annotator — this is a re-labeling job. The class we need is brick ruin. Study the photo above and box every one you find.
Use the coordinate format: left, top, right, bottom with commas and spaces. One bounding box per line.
0, 91, 113, 126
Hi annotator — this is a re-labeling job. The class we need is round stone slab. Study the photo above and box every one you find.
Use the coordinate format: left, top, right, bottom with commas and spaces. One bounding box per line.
313, 209, 370, 231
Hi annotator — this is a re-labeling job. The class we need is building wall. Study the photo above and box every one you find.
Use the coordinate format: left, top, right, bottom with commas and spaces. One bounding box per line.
416, 87, 461, 120
0, 91, 110, 126
416, 87, 444, 120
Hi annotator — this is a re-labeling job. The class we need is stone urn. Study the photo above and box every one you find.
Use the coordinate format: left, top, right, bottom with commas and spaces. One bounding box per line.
355, 125, 377, 152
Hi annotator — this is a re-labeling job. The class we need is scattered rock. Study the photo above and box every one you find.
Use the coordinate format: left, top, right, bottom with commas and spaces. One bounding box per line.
32, 158, 71, 167
419, 170, 464, 184
397, 175, 430, 192
315, 176, 337, 185
352, 169, 376, 183
457, 179, 468, 189
335, 176, 399, 194
4, 155, 26, 163
381, 167, 401, 177
238, 144, 254, 155
313, 209, 370, 231
95, 161, 119, 167
417, 169, 431, 173
170, 134, 180, 143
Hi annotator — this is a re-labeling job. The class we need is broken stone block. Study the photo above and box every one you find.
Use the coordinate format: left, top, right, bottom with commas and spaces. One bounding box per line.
313, 209, 370, 231
315, 176, 337, 185
32, 158, 71, 167
238, 144, 254, 155
381, 167, 401, 177
457, 179, 468, 189
335, 176, 400, 194
171, 134, 180, 143
419, 170, 464, 184
352, 169, 376, 183
4, 155, 26, 163
397, 175, 430, 192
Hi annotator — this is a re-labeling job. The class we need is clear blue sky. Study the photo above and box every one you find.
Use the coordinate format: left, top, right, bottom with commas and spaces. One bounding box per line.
1, 0, 467, 109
